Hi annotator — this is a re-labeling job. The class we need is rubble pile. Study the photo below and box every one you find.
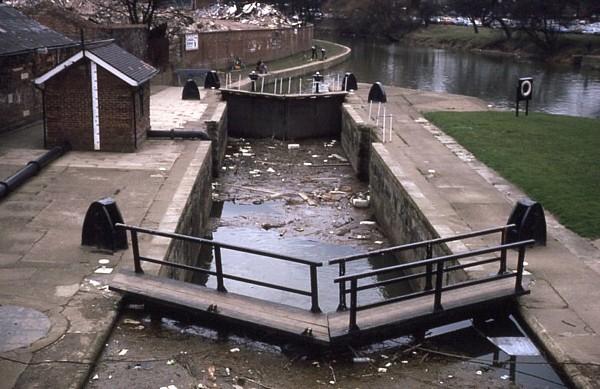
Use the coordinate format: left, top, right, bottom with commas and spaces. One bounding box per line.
195, 2, 302, 30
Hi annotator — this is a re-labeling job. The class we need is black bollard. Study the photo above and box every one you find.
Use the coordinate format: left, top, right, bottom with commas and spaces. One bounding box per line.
368, 82, 387, 103
182, 79, 200, 100
248, 71, 259, 92
204, 70, 221, 89
342, 72, 358, 91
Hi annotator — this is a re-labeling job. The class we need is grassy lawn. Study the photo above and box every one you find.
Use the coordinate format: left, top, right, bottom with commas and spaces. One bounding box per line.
423, 111, 600, 239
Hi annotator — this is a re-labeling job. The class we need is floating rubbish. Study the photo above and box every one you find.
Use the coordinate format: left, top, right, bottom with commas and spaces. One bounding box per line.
288, 144, 300, 150
118, 348, 128, 356
374, 241, 384, 245
92, 374, 99, 380
123, 318, 142, 325
500, 375, 509, 380
225, 367, 231, 376
360, 220, 376, 225
401, 360, 408, 364
330, 154, 348, 162
266, 167, 276, 173
385, 362, 392, 367
377, 367, 387, 373
476, 370, 483, 375
88, 279, 101, 287
230, 348, 240, 353
352, 357, 371, 363
98, 259, 110, 265
352, 198, 369, 208
303, 162, 313, 166
166, 359, 175, 365
94, 266, 113, 274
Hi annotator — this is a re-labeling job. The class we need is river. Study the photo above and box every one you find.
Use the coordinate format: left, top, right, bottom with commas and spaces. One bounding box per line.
323, 34, 600, 118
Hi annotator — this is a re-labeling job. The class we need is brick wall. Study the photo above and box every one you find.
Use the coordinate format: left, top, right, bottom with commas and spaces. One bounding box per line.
45, 59, 150, 152
0, 48, 74, 133
177, 25, 313, 69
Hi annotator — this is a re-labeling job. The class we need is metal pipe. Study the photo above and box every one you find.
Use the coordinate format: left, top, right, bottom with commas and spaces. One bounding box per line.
288, 77, 291, 94
310, 265, 321, 313
261, 76, 264, 93
132, 230, 143, 273
0, 142, 70, 200
215, 246, 227, 292
147, 129, 210, 140
434, 261, 444, 311
349, 279, 359, 331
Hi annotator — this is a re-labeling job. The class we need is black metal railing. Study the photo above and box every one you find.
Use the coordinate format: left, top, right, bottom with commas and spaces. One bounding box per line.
334, 239, 534, 332
116, 223, 323, 313
328, 224, 515, 311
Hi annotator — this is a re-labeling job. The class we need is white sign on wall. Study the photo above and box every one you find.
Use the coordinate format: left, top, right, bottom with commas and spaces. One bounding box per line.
185, 34, 199, 51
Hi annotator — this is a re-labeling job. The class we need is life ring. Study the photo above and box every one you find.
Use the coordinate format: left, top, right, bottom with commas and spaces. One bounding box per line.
520, 80, 532, 98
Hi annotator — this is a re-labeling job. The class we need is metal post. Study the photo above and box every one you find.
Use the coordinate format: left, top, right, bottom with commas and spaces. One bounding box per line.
260, 76, 264, 93
376, 102, 381, 126
525, 100, 529, 116
299, 78, 302, 94
499, 228, 508, 274
214, 246, 227, 292
389, 114, 393, 141
310, 265, 321, 313
288, 77, 291, 94
509, 356, 517, 383
238, 73, 241, 90
274, 78, 277, 94
425, 243, 433, 290
382, 106, 387, 142
337, 262, 347, 311
515, 246, 526, 292
280, 78, 283, 94
349, 278, 359, 331
369, 101, 372, 120
131, 230, 143, 274
433, 260, 444, 311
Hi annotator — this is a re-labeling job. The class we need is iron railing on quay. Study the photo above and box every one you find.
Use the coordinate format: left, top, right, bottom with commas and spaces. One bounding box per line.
116, 223, 323, 313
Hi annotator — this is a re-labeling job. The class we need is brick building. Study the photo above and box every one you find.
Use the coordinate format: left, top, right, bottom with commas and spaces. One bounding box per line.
0, 4, 77, 133
34, 42, 158, 152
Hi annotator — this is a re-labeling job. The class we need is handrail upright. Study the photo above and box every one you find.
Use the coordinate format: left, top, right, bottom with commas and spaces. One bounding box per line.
425, 243, 433, 290
433, 259, 444, 311
214, 246, 227, 292
131, 230, 143, 274
337, 261, 347, 311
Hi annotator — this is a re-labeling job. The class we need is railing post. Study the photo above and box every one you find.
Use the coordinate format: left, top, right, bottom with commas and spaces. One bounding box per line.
499, 227, 508, 274
131, 230, 143, 274
425, 243, 433, 290
515, 246, 526, 293
310, 264, 321, 313
349, 278, 359, 332
433, 260, 444, 312
337, 262, 347, 311
214, 246, 227, 293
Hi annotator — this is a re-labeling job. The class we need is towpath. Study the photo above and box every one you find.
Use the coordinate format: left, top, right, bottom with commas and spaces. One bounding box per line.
347, 85, 600, 388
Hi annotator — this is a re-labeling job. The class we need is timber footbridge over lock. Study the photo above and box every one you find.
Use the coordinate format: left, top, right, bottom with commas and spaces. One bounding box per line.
109, 223, 533, 347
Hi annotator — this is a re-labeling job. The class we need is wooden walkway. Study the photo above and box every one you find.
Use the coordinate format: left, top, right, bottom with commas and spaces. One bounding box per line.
110, 270, 528, 346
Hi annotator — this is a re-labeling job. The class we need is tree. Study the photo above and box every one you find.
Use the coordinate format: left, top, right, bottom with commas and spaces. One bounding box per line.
450, 0, 496, 33
88, 0, 158, 29
511, 0, 570, 54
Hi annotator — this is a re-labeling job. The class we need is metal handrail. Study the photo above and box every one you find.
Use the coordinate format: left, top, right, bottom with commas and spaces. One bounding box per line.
328, 224, 515, 265
335, 239, 534, 332
116, 223, 323, 313
329, 224, 514, 311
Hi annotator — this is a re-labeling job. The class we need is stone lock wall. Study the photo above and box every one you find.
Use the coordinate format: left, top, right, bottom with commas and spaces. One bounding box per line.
45, 60, 150, 152
340, 103, 373, 181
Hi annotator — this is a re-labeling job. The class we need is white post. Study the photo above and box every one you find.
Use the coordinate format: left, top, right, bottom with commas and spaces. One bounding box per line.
261, 76, 264, 93
238, 73, 241, 90
288, 77, 291, 94
376, 102, 381, 126
280, 78, 283, 94
337, 74, 340, 91
369, 101, 372, 120
274, 78, 277, 94
90, 62, 100, 151
382, 107, 386, 142
299, 78, 302, 94
389, 114, 393, 142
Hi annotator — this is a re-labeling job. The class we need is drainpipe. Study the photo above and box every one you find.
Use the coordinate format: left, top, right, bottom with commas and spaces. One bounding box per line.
34, 83, 47, 148
132, 89, 137, 149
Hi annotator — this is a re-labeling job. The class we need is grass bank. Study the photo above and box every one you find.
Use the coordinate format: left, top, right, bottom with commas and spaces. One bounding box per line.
267, 39, 346, 71
405, 25, 600, 63
423, 111, 600, 239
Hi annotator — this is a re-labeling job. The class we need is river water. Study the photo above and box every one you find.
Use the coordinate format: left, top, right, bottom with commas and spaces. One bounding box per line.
323, 34, 600, 118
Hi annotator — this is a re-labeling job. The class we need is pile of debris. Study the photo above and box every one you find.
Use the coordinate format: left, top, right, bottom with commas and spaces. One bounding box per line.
195, 2, 302, 30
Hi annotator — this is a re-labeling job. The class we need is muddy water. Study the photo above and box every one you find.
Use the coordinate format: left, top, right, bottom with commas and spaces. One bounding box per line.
202, 137, 410, 312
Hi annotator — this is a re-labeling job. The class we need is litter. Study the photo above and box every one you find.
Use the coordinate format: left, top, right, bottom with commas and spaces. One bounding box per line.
98, 259, 110, 265
378, 367, 387, 373
288, 144, 300, 150
352, 357, 371, 363
118, 348, 128, 356
123, 318, 142, 325
88, 279, 101, 287
352, 198, 369, 208
360, 221, 376, 225
266, 167, 276, 173
385, 362, 392, 367
230, 347, 241, 353
94, 266, 113, 274
92, 374, 99, 380
225, 367, 231, 376
476, 370, 483, 375
330, 154, 348, 162
166, 359, 175, 365
500, 375, 509, 380
303, 162, 313, 166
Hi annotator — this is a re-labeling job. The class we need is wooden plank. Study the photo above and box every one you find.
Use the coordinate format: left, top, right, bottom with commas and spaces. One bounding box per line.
328, 277, 527, 339
110, 270, 330, 344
